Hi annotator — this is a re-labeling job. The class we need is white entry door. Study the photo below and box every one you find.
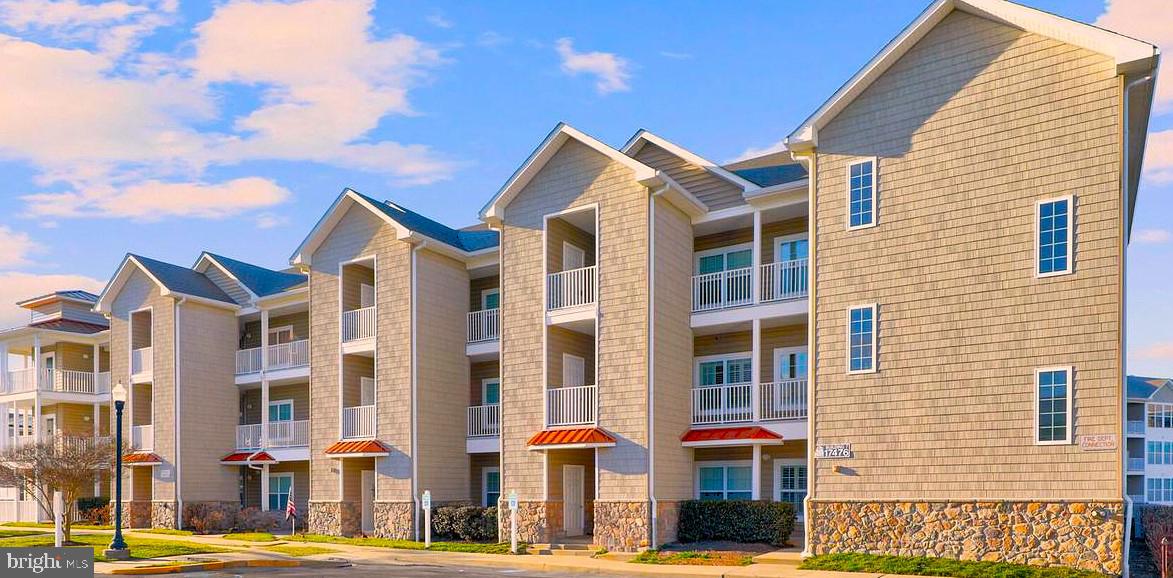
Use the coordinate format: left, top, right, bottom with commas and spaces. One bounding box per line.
563, 465, 585, 536
361, 470, 375, 533
563, 354, 585, 388
563, 243, 585, 271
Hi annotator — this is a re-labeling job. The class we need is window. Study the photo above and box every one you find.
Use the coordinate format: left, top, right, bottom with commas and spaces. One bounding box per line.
1148, 441, 1173, 465
847, 305, 876, 373
268, 326, 294, 345
268, 400, 293, 422
697, 462, 752, 500
481, 289, 500, 311
482, 379, 500, 406
1036, 367, 1072, 444
483, 468, 500, 507
1149, 478, 1173, 503
697, 354, 753, 386
562, 243, 586, 271
775, 462, 807, 519
774, 347, 807, 382
695, 244, 753, 276
1036, 196, 1072, 276
268, 473, 293, 511
360, 283, 375, 308
1149, 404, 1173, 429
847, 159, 876, 229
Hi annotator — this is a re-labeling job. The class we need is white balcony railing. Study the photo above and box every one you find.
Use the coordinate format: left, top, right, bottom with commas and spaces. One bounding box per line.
467, 308, 500, 343
269, 340, 309, 371
4, 368, 36, 394
97, 372, 111, 393
546, 385, 596, 427
1128, 420, 1145, 435
342, 307, 376, 342
342, 405, 376, 438
131, 425, 153, 451
759, 259, 809, 303
691, 267, 753, 312
236, 347, 262, 375
692, 383, 753, 425
43, 369, 107, 394
547, 266, 597, 311
131, 347, 152, 376
268, 420, 309, 447
1129, 457, 1145, 472
236, 424, 262, 449
760, 380, 808, 421
467, 404, 500, 437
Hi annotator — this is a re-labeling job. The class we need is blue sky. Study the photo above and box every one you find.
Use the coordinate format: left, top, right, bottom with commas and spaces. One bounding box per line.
0, 0, 1170, 375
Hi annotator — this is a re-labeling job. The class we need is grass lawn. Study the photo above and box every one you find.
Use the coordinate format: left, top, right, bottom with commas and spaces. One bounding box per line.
265, 544, 339, 557
632, 550, 753, 566
133, 528, 195, 536
2, 521, 113, 530
289, 533, 522, 554
800, 553, 1108, 578
0, 532, 231, 562
0, 529, 48, 538
222, 532, 278, 542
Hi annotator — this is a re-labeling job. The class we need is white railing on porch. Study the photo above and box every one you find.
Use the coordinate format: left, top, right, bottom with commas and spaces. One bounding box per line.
467, 404, 500, 437
342, 307, 376, 342
236, 347, 262, 375
691, 383, 753, 424
691, 267, 753, 312
547, 266, 596, 311
131, 347, 152, 376
759, 259, 809, 303
236, 424, 262, 449
97, 372, 111, 393
4, 368, 36, 394
342, 405, 376, 438
268, 420, 309, 447
131, 425, 153, 451
3, 369, 112, 395
467, 309, 500, 343
546, 385, 596, 427
760, 380, 808, 420
269, 340, 309, 370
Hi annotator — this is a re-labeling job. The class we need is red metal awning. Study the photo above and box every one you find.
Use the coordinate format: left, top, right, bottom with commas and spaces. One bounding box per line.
123, 452, 163, 466
527, 427, 616, 450
324, 440, 390, 457
680, 426, 783, 447
219, 451, 277, 465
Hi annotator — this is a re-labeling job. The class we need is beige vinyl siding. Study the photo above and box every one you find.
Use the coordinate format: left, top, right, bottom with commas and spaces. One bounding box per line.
415, 248, 472, 503
178, 300, 239, 502
203, 266, 252, 305
694, 332, 752, 359
132, 383, 153, 426
469, 454, 499, 506
651, 197, 695, 500
547, 327, 595, 386
761, 325, 806, 382
469, 275, 500, 312
632, 142, 744, 211
500, 138, 649, 501
341, 356, 374, 408
546, 217, 596, 273
243, 462, 310, 514
43, 403, 95, 436
60, 301, 108, 326
470, 361, 499, 405
240, 384, 310, 423
693, 219, 807, 261
812, 10, 1122, 501
53, 342, 99, 372
239, 312, 309, 349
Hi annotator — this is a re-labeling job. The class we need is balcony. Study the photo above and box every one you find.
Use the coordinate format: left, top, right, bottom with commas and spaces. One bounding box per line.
467, 309, 500, 343
690, 380, 808, 425
759, 259, 809, 303
547, 266, 596, 311
131, 425, 153, 451
691, 260, 808, 313
546, 385, 596, 427
467, 404, 500, 437
1128, 420, 1145, 436
131, 347, 152, 378
235, 339, 310, 375
341, 307, 376, 342
1, 369, 112, 396
1128, 457, 1145, 473
342, 405, 376, 439
236, 420, 309, 449
2, 368, 36, 394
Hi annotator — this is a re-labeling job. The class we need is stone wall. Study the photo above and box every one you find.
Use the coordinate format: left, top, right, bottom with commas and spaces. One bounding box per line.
594, 501, 650, 551
308, 501, 361, 536
373, 501, 414, 539
809, 500, 1124, 575
498, 501, 551, 544
150, 501, 176, 529
118, 500, 151, 529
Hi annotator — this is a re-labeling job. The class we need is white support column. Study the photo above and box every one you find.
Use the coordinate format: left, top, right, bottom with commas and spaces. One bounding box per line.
751, 444, 762, 500
751, 318, 761, 423
260, 310, 270, 448
92, 403, 100, 495
32, 335, 41, 441
261, 464, 270, 512
0, 342, 8, 393
92, 343, 100, 389
752, 210, 762, 304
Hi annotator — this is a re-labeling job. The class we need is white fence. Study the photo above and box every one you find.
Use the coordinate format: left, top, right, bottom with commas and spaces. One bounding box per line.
269, 340, 309, 370
467, 309, 500, 343
236, 424, 262, 449
236, 348, 262, 375
547, 266, 596, 311
268, 420, 309, 447
691, 383, 753, 424
131, 425, 153, 451
759, 259, 809, 303
131, 347, 152, 376
467, 404, 500, 437
3, 368, 36, 393
691, 267, 753, 312
760, 380, 808, 420
342, 405, 376, 438
342, 307, 376, 342
0, 500, 42, 523
546, 385, 596, 427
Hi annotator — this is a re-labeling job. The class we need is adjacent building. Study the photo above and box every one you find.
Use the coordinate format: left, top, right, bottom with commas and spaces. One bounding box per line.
1126, 376, 1173, 506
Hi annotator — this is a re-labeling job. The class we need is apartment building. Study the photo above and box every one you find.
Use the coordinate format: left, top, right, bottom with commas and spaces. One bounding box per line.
1125, 376, 1173, 505
0, 290, 112, 522
290, 190, 499, 538
783, 0, 1157, 574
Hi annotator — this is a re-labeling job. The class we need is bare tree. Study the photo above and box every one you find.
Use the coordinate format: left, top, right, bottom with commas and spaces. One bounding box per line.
0, 435, 113, 543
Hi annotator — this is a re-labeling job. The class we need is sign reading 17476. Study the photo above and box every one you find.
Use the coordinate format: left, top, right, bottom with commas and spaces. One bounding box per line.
815, 443, 854, 459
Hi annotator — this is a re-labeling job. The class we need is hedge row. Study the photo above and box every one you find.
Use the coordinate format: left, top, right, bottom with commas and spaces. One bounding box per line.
431, 505, 497, 542
677, 500, 795, 546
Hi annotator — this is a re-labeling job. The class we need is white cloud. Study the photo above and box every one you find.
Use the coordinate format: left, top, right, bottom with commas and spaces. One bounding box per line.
659, 51, 692, 60
1143, 129, 1173, 184
1135, 342, 1173, 361
255, 213, 288, 229
425, 12, 452, 29
728, 140, 788, 164
21, 177, 291, 221
1136, 228, 1172, 243
1096, 0, 1173, 112
0, 0, 177, 58
555, 38, 631, 95
0, 226, 41, 269
0, 272, 106, 329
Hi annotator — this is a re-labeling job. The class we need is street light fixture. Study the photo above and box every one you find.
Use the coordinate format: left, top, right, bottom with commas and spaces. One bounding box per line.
105, 381, 129, 560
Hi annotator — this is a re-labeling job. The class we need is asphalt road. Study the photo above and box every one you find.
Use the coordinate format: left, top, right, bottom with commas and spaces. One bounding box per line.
179, 561, 590, 578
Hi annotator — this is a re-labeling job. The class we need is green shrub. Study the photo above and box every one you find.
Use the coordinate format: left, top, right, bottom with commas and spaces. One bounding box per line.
1142, 505, 1173, 577
676, 500, 795, 546
430, 505, 497, 542
77, 497, 109, 511
77, 497, 111, 525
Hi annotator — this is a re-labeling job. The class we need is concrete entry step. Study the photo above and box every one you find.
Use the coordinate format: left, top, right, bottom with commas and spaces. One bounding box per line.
751, 551, 804, 566
529, 543, 600, 556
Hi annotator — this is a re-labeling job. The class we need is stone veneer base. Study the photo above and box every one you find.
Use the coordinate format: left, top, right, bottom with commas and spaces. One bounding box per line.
150, 501, 176, 529
498, 501, 551, 544
593, 501, 650, 552
373, 501, 415, 540
308, 501, 362, 536
809, 500, 1124, 575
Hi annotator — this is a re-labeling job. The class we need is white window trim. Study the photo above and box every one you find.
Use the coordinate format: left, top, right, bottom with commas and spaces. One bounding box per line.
482, 378, 500, 406
482, 467, 501, 507
268, 399, 294, 422
694, 460, 753, 500
1034, 366, 1074, 445
772, 234, 808, 264
772, 346, 807, 382
773, 459, 807, 519
694, 242, 754, 274
846, 303, 878, 375
694, 351, 753, 386
845, 157, 878, 231
481, 288, 500, 310
1035, 195, 1074, 278
268, 473, 293, 509
268, 325, 294, 344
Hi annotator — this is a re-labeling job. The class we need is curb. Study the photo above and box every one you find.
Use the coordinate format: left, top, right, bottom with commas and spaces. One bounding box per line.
106, 558, 349, 575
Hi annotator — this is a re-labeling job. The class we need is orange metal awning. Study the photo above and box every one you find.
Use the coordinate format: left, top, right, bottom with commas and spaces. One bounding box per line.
219, 451, 277, 465
680, 426, 783, 447
527, 427, 616, 450
324, 440, 390, 457
123, 452, 163, 466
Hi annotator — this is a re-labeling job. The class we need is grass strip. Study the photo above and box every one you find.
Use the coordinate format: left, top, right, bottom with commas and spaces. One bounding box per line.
288, 533, 522, 554
799, 553, 1107, 578
632, 550, 753, 566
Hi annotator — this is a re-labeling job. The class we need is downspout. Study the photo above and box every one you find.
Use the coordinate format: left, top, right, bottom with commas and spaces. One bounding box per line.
411, 244, 421, 541
790, 151, 816, 558
1120, 73, 1152, 578
647, 184, 668, 547
174, 297, 186, 529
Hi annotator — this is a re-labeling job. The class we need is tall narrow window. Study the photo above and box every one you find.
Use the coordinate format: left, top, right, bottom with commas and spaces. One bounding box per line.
1036, 367, 1072, 444
268, 474, 293, 511
847, 305, 876, 373
1037, 196, 1072, 276
776, 462, 808, 519
483, 468, 500, 507
847, 159, 876, 229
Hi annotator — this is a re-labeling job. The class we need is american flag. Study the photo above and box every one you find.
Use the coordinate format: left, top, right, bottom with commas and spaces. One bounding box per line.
286, 488, 297, 520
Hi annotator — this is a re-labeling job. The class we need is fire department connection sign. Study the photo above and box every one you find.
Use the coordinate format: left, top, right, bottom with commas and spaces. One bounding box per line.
815, 443, 854, 459
1079, 434, 1117, 452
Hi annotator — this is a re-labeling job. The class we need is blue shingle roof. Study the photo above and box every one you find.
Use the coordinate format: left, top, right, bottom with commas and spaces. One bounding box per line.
205, 253, 306, 297
131, 254, 236, 304
351, 190, 499, 252
1128, 375, 1171, 400
18, 290, 99, 305
732, 164, 808, 188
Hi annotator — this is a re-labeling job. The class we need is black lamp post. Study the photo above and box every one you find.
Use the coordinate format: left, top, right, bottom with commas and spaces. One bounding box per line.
105, 381, 129, 560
